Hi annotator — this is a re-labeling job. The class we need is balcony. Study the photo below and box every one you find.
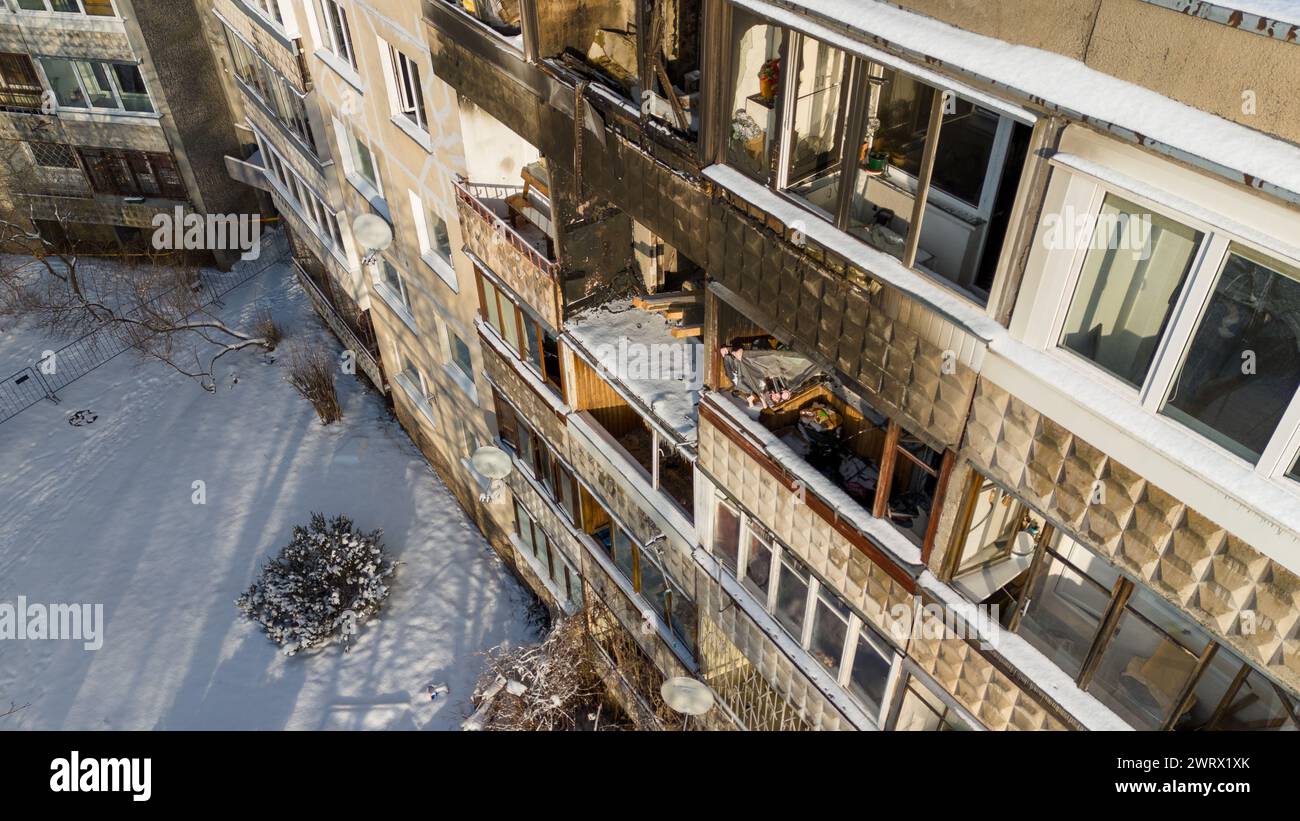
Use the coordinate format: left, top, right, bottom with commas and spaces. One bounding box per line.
292, 259, 385, 393
454, 173, 562, 327
566, 295, 702, 520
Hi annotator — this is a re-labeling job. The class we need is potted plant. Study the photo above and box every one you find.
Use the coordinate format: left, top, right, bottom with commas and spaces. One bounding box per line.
758, 58, 780, 102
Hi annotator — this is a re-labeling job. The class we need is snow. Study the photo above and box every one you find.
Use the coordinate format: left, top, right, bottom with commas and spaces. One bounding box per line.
0, 248, 539, 730
566, 298, 702, 443
743, 0, 1300, 197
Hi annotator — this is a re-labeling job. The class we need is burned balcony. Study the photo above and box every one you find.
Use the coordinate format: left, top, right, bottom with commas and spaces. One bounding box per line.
708, 294, 952, 556
566, 292, 704, 519
538, 0, 700, 135
453, 167, 561, 326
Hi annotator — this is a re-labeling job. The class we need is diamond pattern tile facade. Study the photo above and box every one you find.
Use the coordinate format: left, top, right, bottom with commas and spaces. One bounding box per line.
706, 201, 977, 450
964, 378, 1300, 694
909, 611, 1070, 730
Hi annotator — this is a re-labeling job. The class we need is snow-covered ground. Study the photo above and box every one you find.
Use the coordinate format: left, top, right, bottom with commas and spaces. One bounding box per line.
0, 250, 540, 730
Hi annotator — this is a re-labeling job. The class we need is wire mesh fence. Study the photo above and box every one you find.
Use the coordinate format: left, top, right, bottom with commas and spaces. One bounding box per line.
0, 233, 289, 425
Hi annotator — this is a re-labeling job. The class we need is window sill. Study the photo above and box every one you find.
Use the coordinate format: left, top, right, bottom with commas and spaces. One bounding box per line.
55, 109, 162, 126
345, 174, 389, 219
395, 374, 437, 425
421, 252, 458, 292
314, 49, 364, 94
389, 115, 432, 152
373, 282, 419, 334
442, 363, 478, 404
231, 0, 298, 48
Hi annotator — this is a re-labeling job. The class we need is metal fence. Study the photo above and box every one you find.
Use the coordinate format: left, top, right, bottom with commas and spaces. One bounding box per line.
0, 234, 289, 425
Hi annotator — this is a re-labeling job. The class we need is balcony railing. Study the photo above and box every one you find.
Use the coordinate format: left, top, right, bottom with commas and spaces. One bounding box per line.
293, 261, 386, 392
453, 175, 558, 279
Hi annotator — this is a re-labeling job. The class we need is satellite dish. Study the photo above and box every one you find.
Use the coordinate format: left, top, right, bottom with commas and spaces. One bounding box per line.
471, 445, 514, 480
352, 214, 393, 264
660, 677, 714, 716
471, 445, 514, 503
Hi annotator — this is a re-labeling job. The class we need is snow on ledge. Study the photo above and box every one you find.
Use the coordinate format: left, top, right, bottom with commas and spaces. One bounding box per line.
566, 298, 702, 443
745, 0, 1300, 198
918, 571, 1133, 731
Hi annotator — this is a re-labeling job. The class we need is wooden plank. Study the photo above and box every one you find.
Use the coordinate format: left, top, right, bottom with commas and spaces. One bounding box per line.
670, 324, 702, 338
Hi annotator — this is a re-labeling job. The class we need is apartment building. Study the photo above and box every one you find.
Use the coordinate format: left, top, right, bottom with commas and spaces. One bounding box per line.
206, 0, 1300, 731
0, 0, 253, 261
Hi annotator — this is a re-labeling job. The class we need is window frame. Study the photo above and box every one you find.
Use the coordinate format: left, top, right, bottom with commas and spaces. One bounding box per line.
315, 0, 358, 70
36, 55, 154, 115
383, 41, 428, 133
717, 11, 1035, 310
16, 0, 117, 16
1038, 171, 1300, 485
713, 492, 901, 719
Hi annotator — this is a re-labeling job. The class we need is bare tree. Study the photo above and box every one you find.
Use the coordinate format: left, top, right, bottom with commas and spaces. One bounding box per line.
0, 211, 276, 392
466, 613, 625, 731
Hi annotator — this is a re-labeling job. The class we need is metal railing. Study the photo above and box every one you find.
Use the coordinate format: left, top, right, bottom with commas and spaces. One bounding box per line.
292, 260, 387, 393
0, 235, 289, 425
452, 175, 559, 278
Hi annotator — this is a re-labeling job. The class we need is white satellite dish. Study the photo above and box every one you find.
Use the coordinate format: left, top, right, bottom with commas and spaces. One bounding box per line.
471, 445, 514, 503
660, 677, 715, 717
1012, 530, 1037, 557
352, 214, 393, 265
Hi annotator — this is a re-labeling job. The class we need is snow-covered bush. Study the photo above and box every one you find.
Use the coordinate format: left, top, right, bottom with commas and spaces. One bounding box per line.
237, 513, 394, 655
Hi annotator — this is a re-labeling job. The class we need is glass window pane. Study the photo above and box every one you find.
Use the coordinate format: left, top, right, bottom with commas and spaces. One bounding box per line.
848, 626, 892, 718
783, 36, 849, 217
639, 555, 667, 613
742, 533, 772, 600
516, 423, 535, 475
1015, 532, 1118, 680
1289, 454, 1300, 483
612, 527, 636, 582
886, 436, 942, 546
725, 10, 783, 182
75, 61, 115, 108
712, 501, 740, 572
845, 67, 932, 257
1215, 669, 1299, 731
481, 278, 502, 332
1161, 249, 1300, 462
1059, 195, 1201, 388
809, 592, 850, 675
514, 501, 533, 552
774, 554, 809, 638
668, 586, 697, 652
452, 333, 474, 380
1089, 588, 1202, 730
38, 57, 88, 108
500, 302, 521, 354
111, 63, 152, 112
